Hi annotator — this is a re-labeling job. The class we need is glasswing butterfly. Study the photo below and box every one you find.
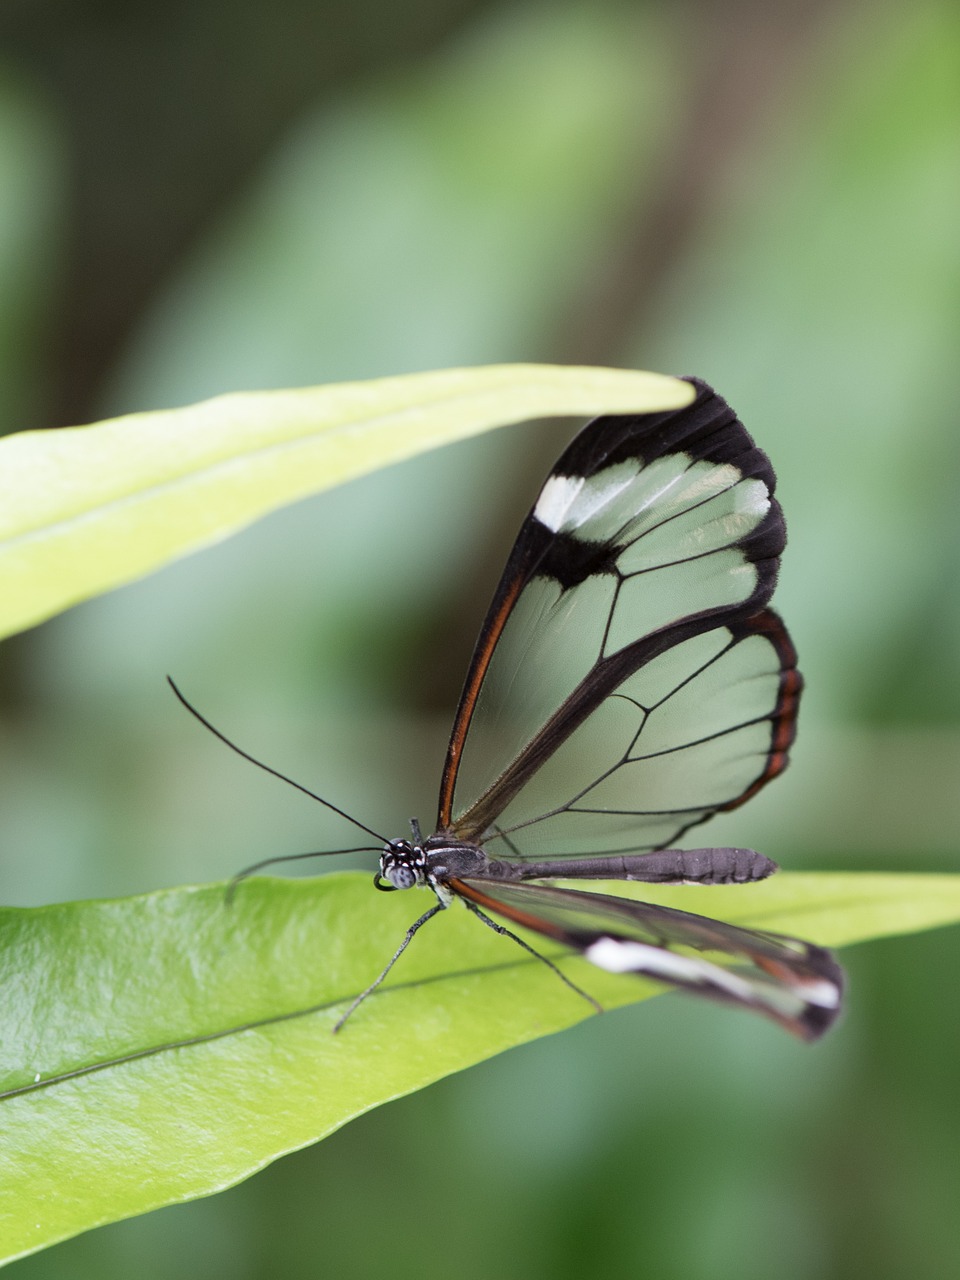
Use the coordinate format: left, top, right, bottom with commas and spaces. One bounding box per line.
174, 377, 842, 1039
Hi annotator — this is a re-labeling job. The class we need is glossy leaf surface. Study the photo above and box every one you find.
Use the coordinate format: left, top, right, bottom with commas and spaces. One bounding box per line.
3, 869, 959, 1263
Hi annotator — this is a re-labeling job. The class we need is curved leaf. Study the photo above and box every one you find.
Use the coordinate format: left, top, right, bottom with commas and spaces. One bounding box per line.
2, 869, 959, 1263
0, 363, 692, 641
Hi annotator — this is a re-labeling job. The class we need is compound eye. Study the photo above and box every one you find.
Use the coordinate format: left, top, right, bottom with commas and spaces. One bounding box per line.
386, 864, 417, 890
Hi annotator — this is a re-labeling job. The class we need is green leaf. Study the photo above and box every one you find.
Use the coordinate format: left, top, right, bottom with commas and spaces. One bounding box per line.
2, 869, 959, 1263
0, 363, 692, 641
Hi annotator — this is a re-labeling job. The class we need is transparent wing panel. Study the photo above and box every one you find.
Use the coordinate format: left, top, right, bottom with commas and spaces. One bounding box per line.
484, 624, 790, 856
602, 551, 759, 656
450, 573, 615, 816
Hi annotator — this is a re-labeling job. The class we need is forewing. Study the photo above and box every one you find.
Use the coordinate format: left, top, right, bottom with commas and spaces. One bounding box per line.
439, 379, 799, 851
453, 878, 842, 1041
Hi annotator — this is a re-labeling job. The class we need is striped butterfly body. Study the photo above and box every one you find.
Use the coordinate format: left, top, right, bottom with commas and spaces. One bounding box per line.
345, 378, 842, 1040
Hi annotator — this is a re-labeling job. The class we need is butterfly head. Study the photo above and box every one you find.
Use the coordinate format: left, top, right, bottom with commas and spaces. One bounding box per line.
379, 839, 427, 891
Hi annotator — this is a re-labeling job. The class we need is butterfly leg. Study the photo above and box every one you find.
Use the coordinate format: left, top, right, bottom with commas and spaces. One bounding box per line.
332, 902, 445, 1033
463, 899, 603, 1016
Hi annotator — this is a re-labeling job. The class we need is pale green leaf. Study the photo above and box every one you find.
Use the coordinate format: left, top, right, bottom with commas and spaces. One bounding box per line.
2, 869, 959, 1263
0, 363, 692, 641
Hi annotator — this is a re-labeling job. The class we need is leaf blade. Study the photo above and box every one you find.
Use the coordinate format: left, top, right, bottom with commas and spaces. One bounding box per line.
2, 869, 959, 1263
0, 364, 693, 640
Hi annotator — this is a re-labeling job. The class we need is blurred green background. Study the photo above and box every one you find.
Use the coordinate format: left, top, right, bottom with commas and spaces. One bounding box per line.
2, 0, 959, 1276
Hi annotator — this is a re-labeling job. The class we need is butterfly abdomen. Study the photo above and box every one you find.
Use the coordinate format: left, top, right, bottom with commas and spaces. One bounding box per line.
663, 846, 778, 884
497, 847, 778, 885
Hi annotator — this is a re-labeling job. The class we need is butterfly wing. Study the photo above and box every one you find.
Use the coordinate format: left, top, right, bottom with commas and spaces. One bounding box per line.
453, 876, 842, 1041
438, 379, 800, 856
425, 380, 839, 1039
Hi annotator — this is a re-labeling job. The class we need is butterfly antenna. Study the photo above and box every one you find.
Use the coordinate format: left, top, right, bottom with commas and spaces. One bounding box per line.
167, 677, 388, 844
226, 846, 382, 902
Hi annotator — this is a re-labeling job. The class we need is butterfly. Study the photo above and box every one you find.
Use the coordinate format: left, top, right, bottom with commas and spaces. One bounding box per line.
173, 377, 842, 1039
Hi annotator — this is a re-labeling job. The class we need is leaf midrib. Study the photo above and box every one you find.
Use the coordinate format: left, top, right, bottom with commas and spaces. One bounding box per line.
0, 947, 570, 1103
